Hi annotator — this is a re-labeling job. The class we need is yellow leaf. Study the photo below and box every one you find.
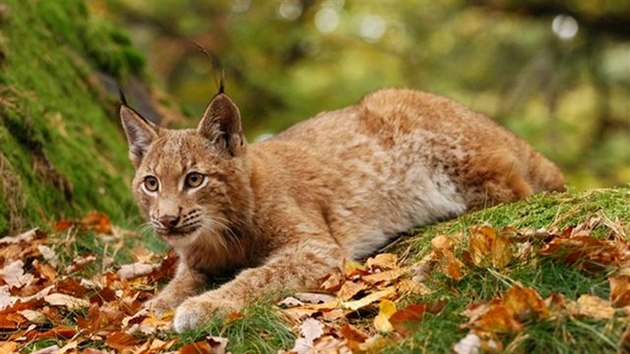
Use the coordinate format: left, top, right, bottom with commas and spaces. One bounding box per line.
374, 299, 396, 332
491, 232, 513, 269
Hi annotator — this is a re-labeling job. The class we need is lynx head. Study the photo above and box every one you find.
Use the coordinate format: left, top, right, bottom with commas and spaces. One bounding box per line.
120, 93, 249, 248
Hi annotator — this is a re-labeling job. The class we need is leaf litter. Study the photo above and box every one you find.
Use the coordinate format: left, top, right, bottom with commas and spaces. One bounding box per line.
0, 210, 628, 353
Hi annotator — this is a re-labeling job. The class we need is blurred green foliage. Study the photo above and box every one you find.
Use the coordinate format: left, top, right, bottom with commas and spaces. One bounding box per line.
95, 0, 629, 189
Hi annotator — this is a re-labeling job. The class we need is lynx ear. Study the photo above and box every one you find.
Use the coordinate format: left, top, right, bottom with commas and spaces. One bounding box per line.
119, 105, 158, 168
198, 93, 244, 156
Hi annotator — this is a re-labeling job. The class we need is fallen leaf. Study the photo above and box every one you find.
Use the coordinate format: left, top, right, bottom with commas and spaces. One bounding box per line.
362, 269, 406, 285
105, 331, 139, 351
81, 211, 113, 234
566, 294, 615, 320
18, 309, 47, 324
389, 304, 427, 336
117, 262, 157, 280
502, 286, 548, 322
0, 341, 20, 353
610, 275, 630, 307
1, 260, 35, 288
540, 235, 623, 272
293, 292, 337, 304
44, 293, 90, 310
366, 253, 398, 271
472, 303, 523, 333
373, 299, 396, 332
300, 317, 325, 343
342, 287, 397, 311
337, 280, 369, 301
339, 324, 369, 343
290, 318, 326, 354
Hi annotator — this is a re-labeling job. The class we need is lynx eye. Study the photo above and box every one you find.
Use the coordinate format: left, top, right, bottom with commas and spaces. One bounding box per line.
143, 176, 159, 192
185, 172, 205, 189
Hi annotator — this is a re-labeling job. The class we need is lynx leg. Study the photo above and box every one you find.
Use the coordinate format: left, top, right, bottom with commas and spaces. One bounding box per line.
173, 240, 344, 332
145, 263, 206, 316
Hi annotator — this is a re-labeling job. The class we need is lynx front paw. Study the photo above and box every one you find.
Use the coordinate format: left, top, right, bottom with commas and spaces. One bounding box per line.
173, 296, 239, 333
144, 296, 179, 318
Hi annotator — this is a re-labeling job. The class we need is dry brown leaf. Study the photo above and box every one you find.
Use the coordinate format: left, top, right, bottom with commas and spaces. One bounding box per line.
1, 260, 35, 288
337, 280, 369, 301
610, 275, 630, 307
396, 278, 431, 296
342, 287, 397, 311
540, 235, 623, 272
282, 299, 343, 321
366, 253, 398, 271
362, 269, 406, 285
431, 235, 466, 280
117, 262, 157, 280
293, 292, 337, 304
290, 318, 326, 354
467, 226, 513, 269
44, 293, 90, 310
566, 294, 615, 320
0, 341, 20, 353
339, 324, 369, 343
502, 286, 548, 322
81, 211, 113, 235
105, 331, 139, 351
472, 302, 523, 333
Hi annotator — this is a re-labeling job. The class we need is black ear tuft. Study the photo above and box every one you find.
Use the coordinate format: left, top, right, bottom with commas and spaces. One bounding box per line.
119, 87, 129, 107
218, 70, 225, 95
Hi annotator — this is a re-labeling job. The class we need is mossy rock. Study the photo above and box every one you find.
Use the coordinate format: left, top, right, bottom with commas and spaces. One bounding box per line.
0, 0, 147, 235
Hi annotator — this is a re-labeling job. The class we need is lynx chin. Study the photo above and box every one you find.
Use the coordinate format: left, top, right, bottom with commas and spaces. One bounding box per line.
120, 88, 565, 333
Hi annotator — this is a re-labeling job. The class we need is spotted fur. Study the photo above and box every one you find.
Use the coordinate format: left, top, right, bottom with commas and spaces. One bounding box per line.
120, 88, 565, 333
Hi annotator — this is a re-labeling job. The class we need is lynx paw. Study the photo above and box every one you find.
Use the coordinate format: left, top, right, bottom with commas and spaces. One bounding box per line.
173, 296, 239, 333
144, 296, 178, 318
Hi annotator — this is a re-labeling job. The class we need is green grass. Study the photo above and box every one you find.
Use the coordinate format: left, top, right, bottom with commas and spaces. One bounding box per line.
379, 187, 629, 353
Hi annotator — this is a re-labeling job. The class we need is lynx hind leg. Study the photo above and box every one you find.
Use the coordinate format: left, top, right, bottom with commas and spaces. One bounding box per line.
526, 149, 566, 193
462, 149, 539, 210
173, 240, 345, 333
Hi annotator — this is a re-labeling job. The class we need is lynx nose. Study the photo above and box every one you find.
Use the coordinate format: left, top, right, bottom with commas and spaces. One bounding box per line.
158, 215, 180, 229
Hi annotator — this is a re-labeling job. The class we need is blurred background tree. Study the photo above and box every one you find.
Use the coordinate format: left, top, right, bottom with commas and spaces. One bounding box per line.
92, 0, 629, 189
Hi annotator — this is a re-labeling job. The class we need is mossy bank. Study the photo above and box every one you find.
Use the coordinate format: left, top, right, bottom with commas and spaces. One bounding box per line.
0, 0, 146, 235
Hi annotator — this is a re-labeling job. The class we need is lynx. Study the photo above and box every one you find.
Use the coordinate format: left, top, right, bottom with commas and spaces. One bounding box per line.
120, 88, 565, 333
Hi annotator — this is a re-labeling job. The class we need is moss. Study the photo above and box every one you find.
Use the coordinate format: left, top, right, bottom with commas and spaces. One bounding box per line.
0, 0, 146, 235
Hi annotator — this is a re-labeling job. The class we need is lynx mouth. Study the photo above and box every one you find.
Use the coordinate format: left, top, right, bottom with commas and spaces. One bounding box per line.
155, 224, 201, 238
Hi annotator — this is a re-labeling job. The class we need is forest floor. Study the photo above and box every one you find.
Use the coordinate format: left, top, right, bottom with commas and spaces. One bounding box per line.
1, 187, 629, 353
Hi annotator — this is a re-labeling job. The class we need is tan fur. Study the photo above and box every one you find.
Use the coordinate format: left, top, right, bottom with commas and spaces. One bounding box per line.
120, 88, 564, 332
